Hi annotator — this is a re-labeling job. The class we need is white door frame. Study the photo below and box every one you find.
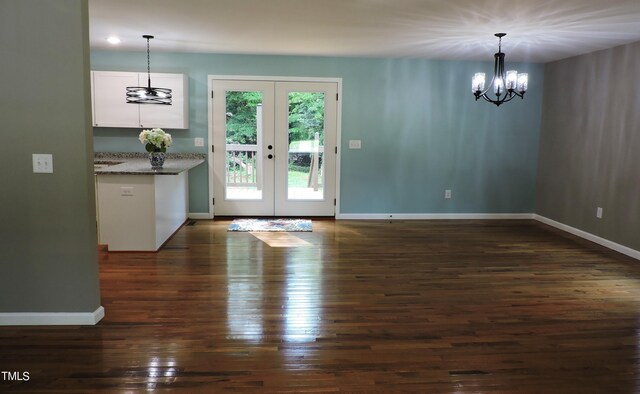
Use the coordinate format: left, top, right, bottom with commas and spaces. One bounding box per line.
207, 75, 343, 218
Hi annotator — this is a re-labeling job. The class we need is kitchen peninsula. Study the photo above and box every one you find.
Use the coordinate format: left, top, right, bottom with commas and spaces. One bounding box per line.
94, 152, 205, 251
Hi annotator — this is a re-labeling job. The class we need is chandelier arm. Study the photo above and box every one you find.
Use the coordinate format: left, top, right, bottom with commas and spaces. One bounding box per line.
496, 53, 506, 81
479, 93, 502, 104
478, 52, 508, 99
479, 94, 495, 103
498, 94, 517, 104
495, 52, 507, 98
478, 90, 519, 106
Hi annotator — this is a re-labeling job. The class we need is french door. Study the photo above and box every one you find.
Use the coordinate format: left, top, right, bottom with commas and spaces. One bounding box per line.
211, 78, 338, 216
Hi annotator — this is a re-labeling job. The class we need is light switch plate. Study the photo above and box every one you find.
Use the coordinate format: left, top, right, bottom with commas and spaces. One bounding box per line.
32, 154, 53, 173
120, 187, 134, 196
349, 140, 362, 149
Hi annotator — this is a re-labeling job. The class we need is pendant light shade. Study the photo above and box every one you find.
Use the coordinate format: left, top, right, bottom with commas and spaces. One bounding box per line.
126, 35, 172, 105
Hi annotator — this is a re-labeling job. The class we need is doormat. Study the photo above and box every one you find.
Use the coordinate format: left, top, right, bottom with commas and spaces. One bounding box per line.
228, 219, 312, 232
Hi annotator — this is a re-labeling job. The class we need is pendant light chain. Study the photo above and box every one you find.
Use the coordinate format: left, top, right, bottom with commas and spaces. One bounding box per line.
146, 36, 151, 89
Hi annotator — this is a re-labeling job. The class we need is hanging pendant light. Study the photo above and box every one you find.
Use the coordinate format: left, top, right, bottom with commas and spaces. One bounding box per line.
472, 33, 528, 107
126, 35, 172, 105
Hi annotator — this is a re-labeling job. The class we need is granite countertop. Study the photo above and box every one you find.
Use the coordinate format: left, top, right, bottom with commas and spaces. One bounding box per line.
94, 152, 206, 175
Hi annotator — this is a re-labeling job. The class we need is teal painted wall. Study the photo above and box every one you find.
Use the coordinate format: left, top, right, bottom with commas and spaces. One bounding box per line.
91, 51, 544, 214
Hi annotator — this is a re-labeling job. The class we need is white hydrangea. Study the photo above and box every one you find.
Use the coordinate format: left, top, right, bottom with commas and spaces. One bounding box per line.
139, 128, 172, 152
162, 133, 173, 148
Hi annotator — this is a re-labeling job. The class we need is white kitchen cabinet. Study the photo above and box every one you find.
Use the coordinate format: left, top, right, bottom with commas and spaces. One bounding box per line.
91, 71, 139, 128
91, 71, 189, 129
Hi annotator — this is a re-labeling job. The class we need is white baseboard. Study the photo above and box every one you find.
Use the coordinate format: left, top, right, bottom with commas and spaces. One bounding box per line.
336, 213, 535, 220
334, 212, 639, 261
0, 306, 104, 326
188, 212, 213, 219
534, 215, 640, 261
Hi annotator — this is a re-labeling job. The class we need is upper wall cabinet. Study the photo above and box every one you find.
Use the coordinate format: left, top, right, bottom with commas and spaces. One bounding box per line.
91, 71, 189, 129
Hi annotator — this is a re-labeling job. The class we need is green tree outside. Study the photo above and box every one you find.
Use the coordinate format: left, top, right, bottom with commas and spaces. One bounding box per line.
225, 91, 325, 188
225, 91, 325, 144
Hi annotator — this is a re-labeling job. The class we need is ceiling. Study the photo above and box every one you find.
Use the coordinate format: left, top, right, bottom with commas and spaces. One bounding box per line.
89, 0, 640, 63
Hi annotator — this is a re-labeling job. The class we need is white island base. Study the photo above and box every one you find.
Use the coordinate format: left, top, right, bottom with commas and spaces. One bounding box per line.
96, 172, 188, 251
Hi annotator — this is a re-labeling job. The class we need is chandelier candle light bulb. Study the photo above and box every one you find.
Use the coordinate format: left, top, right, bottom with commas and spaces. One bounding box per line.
517, 73, 528, 92
493, 77, 504, 95
472, 73, 486, 92
472, 33, 528, 106
505, 70, 518, 90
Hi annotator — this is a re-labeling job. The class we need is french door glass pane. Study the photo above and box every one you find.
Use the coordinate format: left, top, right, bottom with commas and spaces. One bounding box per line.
287, 92, 325, 200
225, 91, 263, 200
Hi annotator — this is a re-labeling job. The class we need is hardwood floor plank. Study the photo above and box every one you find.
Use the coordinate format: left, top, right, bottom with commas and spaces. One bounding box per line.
1, 219, 640, 392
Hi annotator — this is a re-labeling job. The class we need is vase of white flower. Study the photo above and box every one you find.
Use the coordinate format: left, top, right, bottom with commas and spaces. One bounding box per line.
138, 128, 172, 169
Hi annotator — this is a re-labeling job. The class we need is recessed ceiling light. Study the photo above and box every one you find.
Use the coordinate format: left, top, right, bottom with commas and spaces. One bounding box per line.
106, 36, 121, 45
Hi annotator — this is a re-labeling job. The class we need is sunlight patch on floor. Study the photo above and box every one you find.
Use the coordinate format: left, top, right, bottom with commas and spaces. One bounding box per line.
251, 232, 312, 247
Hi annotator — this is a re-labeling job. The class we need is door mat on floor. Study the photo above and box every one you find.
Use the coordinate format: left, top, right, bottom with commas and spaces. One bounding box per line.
228, 219, 312, 232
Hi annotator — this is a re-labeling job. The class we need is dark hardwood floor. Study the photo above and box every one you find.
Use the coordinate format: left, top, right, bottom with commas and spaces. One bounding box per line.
2, 219, 640, 393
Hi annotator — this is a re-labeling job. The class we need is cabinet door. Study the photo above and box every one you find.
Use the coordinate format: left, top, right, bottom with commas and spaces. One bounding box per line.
138, 73, 189, 129
91, 71, 140, 127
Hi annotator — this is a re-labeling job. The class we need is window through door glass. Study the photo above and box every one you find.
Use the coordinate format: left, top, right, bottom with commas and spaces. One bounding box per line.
225, 91, 264, 200
287, 92, 325, 200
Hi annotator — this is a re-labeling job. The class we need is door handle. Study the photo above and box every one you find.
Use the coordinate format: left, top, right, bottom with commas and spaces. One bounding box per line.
268, 154, 273, 159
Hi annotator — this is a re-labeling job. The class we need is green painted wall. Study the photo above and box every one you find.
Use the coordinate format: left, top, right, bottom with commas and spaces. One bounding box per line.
92, 47, 544, 214
0, 1, 101, 312
537, 41, 640, 251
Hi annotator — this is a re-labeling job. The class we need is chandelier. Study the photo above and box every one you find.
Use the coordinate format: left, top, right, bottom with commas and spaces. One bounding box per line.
472, 33, 528, 106
126, 35, 172, 105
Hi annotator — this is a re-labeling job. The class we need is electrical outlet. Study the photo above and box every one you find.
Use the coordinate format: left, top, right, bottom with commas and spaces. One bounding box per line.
121, 187, 134, 196
596, 207, 603, 219
194, 137, 204, 147
445, 189, 452, 199
32, 154, 53, 173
